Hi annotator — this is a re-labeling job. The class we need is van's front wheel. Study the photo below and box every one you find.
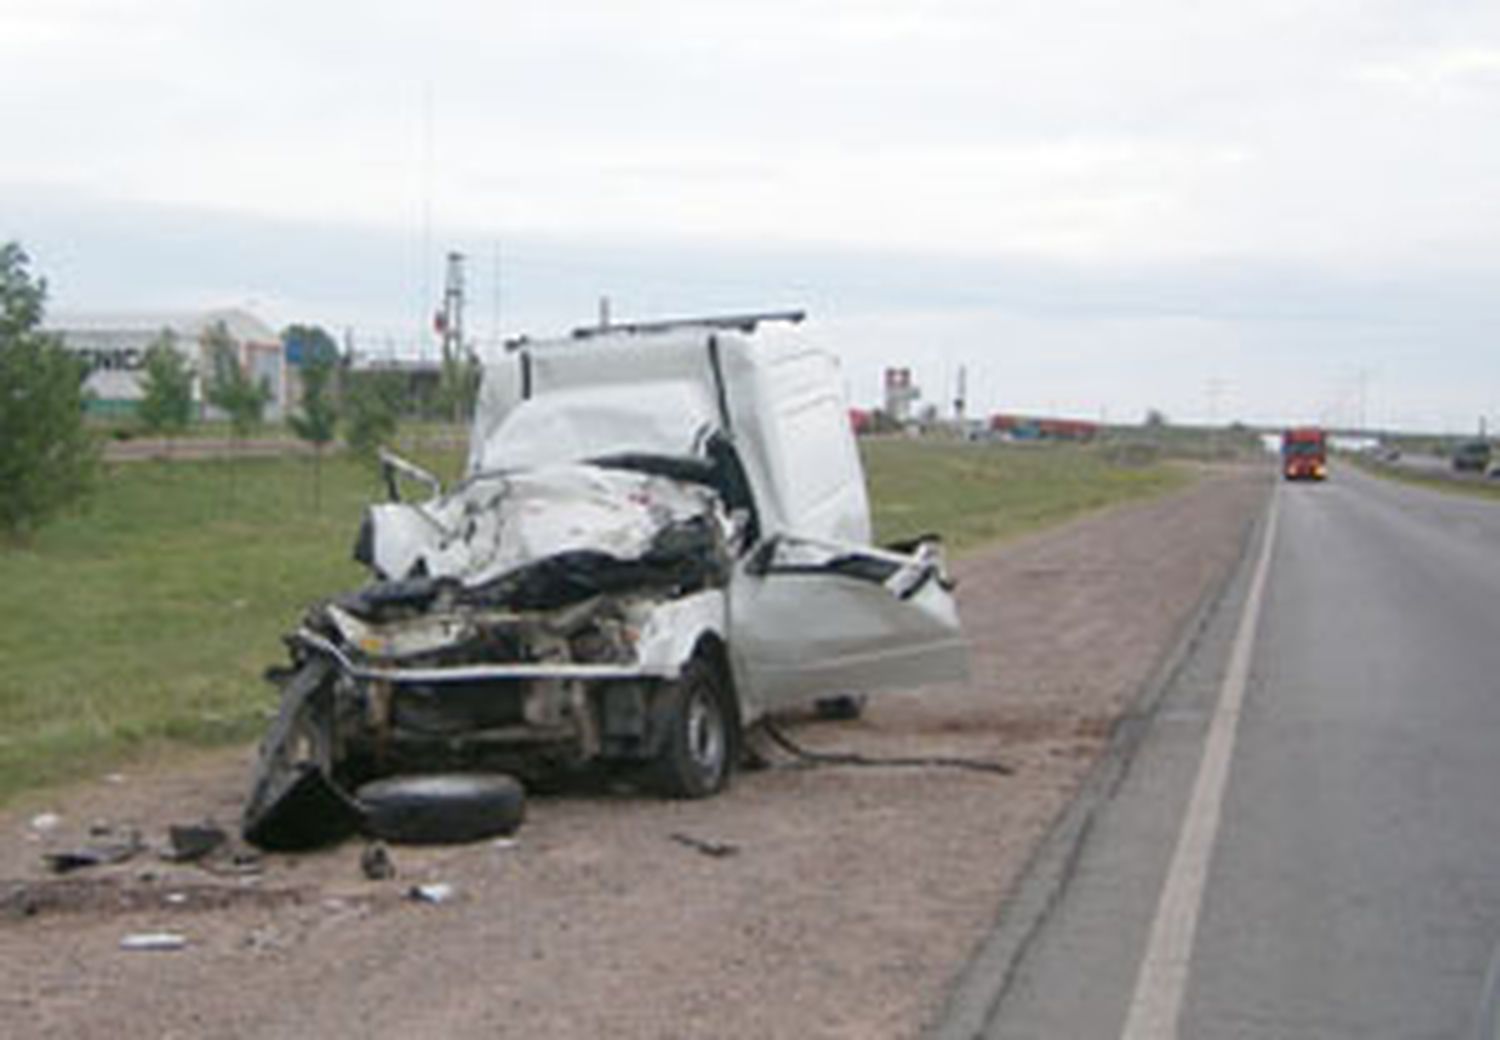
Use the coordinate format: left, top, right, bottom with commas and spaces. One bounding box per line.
649, 657, 735, 798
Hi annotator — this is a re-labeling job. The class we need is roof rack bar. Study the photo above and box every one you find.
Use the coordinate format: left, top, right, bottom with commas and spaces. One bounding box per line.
569, 309, 805, 340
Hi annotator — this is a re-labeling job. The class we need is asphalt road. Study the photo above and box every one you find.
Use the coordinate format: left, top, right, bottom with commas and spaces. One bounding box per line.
978, 463, 1500, 1039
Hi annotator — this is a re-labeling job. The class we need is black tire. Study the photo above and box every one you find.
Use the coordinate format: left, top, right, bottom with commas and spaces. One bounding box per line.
649, 657, 736, 799
357, 773, 526, 845
814, 694, 868, 721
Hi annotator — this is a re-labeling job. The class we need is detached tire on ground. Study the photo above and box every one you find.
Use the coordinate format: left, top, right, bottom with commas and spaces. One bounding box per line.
357, 773, 526, 845
649, 655, 737, 799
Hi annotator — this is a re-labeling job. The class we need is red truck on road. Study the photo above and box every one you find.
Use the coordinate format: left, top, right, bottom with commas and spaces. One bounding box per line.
1282, 427, 1328, 481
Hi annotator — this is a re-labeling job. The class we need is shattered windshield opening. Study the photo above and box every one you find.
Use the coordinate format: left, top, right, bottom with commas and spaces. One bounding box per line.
589, 433, 760, 549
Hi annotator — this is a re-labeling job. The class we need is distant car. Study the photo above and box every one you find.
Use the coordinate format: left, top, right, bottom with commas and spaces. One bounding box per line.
1453, 440, 1491, 473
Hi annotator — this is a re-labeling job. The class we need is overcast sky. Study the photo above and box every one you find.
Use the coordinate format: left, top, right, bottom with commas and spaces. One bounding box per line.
6, 0, 1500, 430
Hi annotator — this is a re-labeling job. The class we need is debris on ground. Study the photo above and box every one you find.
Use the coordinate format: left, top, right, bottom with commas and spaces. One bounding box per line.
29, 812, 61, 833
227, 854, 264, 877
2, 876, 304, 924
360, 842, 395, 880
407, 883, 455, 904
761, 718, 1015, 775
43, 830, 144, 874
670, 832, 740, 859
164, 822, 228, 863
119, 932, 188, 952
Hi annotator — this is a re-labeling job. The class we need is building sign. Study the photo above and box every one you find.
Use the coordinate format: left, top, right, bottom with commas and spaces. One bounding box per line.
74, 346, 148, 373
884, 366, 920, 422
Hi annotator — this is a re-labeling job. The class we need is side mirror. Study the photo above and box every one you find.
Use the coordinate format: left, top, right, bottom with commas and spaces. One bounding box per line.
378, 449, 444, 503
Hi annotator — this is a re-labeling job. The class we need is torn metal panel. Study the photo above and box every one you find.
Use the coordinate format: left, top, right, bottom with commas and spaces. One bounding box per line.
469, 380, 719, 475
241, 658, 363, 851
367, 463, 727, 589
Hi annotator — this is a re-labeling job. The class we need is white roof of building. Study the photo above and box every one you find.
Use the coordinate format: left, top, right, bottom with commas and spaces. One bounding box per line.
47, 307, 278, 344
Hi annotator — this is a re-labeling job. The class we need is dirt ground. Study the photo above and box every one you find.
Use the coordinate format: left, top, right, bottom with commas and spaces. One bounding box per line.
0, 464, 1270, 1040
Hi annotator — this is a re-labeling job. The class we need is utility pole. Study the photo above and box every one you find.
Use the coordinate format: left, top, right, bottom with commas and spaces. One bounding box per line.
438, 250, 466, 367
1205, 376, 1227, 457
434, 250, 468, 423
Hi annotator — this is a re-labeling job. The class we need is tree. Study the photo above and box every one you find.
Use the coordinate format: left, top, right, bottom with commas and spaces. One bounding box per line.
0, 242, 98, 541
203, 322, 270, 442
344, 369, 400, 462
203, 321, 270, 506
136, 328, 195, 453
287, 338, 339, 508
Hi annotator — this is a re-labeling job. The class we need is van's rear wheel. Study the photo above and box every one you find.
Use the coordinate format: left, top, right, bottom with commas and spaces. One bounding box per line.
649, 657, 735, 798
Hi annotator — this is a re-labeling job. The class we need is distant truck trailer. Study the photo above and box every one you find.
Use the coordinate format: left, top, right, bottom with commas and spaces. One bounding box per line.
988, 414, 1099, 442
1282, 427, 1328, 481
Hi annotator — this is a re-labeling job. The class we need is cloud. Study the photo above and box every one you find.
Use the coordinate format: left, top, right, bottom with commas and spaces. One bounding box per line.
6, 0, 1500, 429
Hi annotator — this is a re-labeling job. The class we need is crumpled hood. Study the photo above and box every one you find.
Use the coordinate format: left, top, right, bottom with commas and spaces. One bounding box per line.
367, 463, 724, 589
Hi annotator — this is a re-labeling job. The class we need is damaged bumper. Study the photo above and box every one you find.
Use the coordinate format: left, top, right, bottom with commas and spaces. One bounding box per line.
292, 628, 678, 683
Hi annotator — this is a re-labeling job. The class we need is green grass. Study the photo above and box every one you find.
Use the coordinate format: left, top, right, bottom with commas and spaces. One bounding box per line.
0, 433, 465, 804
862, 438, 1191, 555
0, 436, 1187, 805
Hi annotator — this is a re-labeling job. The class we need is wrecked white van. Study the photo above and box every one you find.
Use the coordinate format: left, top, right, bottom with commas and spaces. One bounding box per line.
244, 312, 967, 848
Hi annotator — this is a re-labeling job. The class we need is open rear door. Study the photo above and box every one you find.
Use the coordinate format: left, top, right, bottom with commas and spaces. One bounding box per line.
729, 534, 969, 714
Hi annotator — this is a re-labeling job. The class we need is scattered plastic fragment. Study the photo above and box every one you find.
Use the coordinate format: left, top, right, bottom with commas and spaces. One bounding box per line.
30, 813, 61, 833
120, 932, 187, 952
164, 822, 228, 863
360, 842, 395, 880
670, 832, 739, 859
44, 831, 144, 874
491, 837, 519, 851
407, 883, 455, 904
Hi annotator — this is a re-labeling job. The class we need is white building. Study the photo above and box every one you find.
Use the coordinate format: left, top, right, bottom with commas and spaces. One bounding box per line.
49, 308, 289, 420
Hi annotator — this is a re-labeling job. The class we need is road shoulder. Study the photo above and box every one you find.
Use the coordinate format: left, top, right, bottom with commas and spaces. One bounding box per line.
1, 465, 1273, 1040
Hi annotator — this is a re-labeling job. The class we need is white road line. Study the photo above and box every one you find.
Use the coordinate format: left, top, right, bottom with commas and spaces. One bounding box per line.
1119, 489, 1281, 1040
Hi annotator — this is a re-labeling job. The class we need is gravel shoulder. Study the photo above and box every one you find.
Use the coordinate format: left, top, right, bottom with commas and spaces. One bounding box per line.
0, 464, 1271, 1040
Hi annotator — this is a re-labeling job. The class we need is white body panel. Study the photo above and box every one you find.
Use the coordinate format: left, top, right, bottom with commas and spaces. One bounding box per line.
366, 321, 966, 716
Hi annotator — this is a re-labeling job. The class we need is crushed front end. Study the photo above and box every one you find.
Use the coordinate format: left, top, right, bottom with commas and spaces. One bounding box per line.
244, 459, 737, 848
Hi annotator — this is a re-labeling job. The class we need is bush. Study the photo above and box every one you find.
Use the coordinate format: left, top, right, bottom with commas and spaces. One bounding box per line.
0, 243, 98, 541
344, 370, 401, 460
